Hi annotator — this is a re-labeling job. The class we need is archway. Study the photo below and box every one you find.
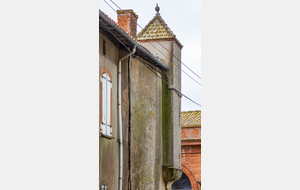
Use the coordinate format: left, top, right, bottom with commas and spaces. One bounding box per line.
171, 171, 192, 189
172, 164, 199, 189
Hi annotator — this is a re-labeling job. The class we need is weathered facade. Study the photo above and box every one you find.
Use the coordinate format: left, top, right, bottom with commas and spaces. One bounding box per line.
172, 111, 201, 190
99, 5, 182, 190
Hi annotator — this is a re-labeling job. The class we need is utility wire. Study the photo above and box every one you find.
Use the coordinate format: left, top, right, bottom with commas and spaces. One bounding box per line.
103, 0, 202, 86
137, 57, 201, 107
109, 0, 201, 80
106, 0, 201, 83
100, 18, 201, 107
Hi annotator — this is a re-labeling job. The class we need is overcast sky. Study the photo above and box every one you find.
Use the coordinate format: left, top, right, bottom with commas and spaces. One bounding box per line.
99, 0, 201, 111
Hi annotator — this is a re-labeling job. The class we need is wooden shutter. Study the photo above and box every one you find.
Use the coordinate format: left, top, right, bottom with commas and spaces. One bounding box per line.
106, 75, 111, 136
102, 73, 107, 135
101, 73, 112, 136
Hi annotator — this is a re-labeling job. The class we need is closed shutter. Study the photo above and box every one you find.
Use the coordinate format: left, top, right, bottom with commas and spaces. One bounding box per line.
102, 73, 107, 135
101, 73, 112, 136
106, 75, 111, 136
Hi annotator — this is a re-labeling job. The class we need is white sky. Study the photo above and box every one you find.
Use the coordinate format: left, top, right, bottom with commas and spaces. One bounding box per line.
99, 0, 201, 111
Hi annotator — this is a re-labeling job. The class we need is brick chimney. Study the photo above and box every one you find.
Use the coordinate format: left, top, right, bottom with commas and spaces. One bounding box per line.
117, 10, 138, 38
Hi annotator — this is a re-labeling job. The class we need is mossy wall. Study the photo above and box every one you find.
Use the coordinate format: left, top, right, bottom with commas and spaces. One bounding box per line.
129, 57, 163, 190
138, 40, 182, 169
162, 74, 173, 166
99, 137, 119, 190
100, 32, 181, 190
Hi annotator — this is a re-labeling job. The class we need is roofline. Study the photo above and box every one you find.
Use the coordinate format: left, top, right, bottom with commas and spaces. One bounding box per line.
99, 10, 169, 71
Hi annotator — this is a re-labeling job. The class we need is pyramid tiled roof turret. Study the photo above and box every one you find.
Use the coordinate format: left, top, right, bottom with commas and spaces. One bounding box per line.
136, 4, 183, 48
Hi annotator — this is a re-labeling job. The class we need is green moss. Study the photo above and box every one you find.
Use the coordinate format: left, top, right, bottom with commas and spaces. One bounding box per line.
161, 74, 172, 165
132, 96, 154, 188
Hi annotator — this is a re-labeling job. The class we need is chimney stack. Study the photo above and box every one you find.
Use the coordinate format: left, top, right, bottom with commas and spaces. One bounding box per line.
117, 10, 138, 38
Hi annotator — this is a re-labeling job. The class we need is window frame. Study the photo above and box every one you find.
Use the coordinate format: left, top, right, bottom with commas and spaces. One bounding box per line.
100, 67, 113, 137
100, 184, 108, 190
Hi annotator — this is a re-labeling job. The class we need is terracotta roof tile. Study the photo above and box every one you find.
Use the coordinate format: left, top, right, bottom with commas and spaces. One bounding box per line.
136, 13, 183, 48
181, 110, 201, 127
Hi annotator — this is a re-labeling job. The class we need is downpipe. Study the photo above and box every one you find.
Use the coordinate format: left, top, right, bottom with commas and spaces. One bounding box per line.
118, 45, 136, 190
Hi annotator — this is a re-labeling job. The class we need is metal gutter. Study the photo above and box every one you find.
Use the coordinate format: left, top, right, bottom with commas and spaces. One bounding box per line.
99, 10, 169, 71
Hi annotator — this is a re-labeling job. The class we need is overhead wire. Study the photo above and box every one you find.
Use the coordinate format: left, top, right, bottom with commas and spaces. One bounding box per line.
103, 0, 202, 86
106, 0, 201, 84
108, 0, 201, 80
99, 17, 201, 107
137, 57, 201, 107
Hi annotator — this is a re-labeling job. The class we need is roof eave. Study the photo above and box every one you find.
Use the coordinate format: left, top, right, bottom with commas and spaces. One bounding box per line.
99, 10, 169, 71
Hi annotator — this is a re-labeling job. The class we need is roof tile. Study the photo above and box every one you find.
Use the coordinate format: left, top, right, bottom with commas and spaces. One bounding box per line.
137, 13, 175, 40
181, 110, 201, 127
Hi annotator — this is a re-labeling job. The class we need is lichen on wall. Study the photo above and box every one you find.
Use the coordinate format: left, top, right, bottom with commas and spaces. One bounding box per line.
131, 95, 157, 189
99, 138, 119, 190
129, 58, 162, 190
162, 74, 173, 166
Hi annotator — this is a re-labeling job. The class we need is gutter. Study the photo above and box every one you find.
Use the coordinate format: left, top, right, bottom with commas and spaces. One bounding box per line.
99, 10, 169, 71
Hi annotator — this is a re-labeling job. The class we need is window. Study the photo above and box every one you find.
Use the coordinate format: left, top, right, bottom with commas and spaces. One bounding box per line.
100, 67, 112, 136
100, 184, 108, 190
103, 40, 106, 55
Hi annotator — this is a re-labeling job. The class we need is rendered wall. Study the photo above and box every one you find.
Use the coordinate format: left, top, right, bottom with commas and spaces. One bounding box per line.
99, 32, 120, 189
139, 40, 182, 188
99, 32, 181, 189
128, 57, 164, 190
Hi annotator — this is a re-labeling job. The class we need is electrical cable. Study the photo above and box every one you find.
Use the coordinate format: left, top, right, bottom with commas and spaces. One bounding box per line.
100, 12, 201, 107
108, 0, 202, 80
103, 0, 202, 86
137, 57, 201, 107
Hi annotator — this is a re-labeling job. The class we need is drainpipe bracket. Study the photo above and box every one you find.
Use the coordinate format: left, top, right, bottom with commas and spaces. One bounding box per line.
162, 165, 182, 189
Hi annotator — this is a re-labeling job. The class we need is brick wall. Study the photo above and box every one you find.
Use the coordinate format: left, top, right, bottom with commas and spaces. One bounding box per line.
181, 126, 201, 189
182, 127, 201, 139
117, 10, 138, 38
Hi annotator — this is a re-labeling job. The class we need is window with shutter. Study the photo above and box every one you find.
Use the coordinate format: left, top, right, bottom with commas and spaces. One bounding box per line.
100, 184, 108, 190
100, 68, 112, 137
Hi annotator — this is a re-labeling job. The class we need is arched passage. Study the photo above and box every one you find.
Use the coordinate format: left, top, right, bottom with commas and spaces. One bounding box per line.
180, 164, 199, 189
171, 171, 192, 189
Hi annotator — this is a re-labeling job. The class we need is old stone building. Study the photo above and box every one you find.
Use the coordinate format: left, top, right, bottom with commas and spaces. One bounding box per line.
172, 111, 201, 189
99, 5, 183, 190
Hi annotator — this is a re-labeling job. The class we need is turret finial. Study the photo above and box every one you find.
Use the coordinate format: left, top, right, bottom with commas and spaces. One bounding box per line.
155, 3, 160, 14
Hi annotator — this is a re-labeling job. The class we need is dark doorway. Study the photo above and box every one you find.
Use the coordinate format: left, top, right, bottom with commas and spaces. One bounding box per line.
172, 171, 192, 189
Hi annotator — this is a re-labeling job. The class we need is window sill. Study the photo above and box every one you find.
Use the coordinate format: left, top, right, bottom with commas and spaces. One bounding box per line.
100, 133, 114, 140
